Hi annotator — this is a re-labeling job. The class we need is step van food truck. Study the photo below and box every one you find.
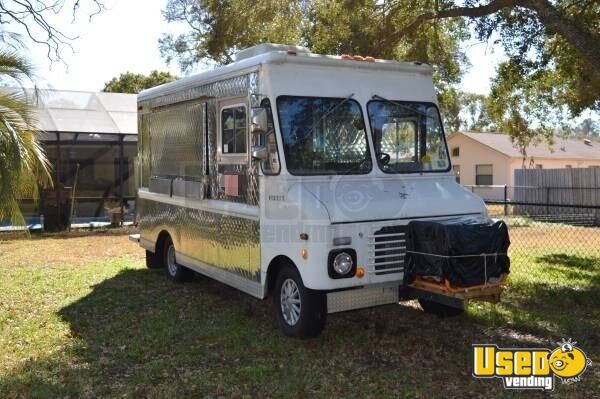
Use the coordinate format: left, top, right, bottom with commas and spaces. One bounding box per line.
132, 44, 509, 338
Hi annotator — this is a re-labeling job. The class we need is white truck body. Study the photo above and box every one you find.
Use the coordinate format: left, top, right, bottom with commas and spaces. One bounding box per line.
135, 44, 486, 315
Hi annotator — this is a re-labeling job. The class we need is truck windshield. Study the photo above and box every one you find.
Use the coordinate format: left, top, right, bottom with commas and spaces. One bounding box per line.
277, 96, 371, 175
367, 100, 450, 173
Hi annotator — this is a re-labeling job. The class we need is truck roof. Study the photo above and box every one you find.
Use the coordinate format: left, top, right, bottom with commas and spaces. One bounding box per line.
139, 43, 433, 102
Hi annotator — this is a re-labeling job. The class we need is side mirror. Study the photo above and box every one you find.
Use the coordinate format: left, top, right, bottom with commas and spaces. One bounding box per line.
251, 145, 268, 160
250, 108, 268, 135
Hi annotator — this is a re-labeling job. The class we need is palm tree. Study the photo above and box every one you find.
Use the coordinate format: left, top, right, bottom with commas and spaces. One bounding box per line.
0, 48, 52, 226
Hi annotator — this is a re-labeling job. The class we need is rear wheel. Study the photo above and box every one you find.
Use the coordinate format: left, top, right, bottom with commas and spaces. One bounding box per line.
163, 237, 193, 282
274, 265, 326, 338
418, 298, 464, 317
145, 250, 162, 269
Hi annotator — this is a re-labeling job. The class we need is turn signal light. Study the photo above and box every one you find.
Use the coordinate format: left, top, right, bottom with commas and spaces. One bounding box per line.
356, 267, 365, 278
340, 54, 376, 62
301, 248, 308, 260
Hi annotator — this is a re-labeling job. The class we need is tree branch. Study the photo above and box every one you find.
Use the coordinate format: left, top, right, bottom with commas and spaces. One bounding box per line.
526, 0, 600, 80
378, 0, 600, 81
377, 0, 517, 52
0, 0, 105, 63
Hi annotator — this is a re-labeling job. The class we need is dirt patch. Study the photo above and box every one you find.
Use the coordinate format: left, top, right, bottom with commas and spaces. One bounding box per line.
0, 231, 144, 267
509, 225, 600, 254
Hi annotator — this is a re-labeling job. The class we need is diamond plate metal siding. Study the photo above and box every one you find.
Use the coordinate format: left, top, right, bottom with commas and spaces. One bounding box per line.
247, 161, 260, 206
148, 102, 205, 179
142, 73, 258, 109
206, 100, 218, 199
137, 72, 262, 281
138, 113, 151, 187
138, 71, 260, 206
138, 197, 260, 282
327, 285, 399, 313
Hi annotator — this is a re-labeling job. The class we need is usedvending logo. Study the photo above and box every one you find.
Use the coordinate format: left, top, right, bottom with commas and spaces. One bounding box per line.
472, 339, 592, 390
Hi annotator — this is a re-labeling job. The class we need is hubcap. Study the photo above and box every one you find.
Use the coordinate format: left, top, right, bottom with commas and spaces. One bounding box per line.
280, 278, 301, 326
167, 244, 177, 276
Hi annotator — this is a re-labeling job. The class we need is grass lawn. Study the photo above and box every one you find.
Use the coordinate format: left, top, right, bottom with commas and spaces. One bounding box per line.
0, 229, 598, 398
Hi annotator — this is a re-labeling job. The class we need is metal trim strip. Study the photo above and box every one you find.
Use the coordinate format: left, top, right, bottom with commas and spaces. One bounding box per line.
139, 237, 155, 251
331, 212, 481, 225
138, 189, 259, 220
176, 252, 265, 299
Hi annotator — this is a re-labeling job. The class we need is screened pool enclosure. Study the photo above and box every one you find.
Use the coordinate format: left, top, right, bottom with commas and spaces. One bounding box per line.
16, 89, 138, 229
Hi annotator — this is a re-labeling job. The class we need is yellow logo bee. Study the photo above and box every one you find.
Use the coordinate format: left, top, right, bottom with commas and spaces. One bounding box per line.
548, 339, 592, 383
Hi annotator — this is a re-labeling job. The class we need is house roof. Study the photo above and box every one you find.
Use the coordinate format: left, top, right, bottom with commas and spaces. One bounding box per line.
16, 88, 138, 135
454, 132, 600, 161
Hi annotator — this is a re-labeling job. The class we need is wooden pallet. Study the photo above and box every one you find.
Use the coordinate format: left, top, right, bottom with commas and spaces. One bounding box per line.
409, 274, 508, 303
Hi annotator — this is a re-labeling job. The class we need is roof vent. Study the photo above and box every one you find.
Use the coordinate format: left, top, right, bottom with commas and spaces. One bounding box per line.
234, 43, 311, 62
584, 138, 592, 146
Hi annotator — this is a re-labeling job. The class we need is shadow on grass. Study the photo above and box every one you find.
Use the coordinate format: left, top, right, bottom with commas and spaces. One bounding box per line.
537, 253, 599, 273
1, 265, 594, 398
479, 253, 600, 350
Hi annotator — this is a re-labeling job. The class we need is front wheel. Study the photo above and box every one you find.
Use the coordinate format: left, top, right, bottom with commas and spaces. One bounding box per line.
274, 265, 326, 338
418, 298, 464, 317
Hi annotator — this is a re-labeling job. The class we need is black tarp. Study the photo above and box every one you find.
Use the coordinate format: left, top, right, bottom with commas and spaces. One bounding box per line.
404, 217, 510, 287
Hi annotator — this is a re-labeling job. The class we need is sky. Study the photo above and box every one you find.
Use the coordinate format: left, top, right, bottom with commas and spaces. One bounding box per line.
23, 0, 184, 91
21, 0, 502, 94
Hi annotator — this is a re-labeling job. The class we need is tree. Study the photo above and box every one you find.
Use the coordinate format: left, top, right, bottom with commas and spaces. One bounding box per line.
460, 92, 495, 132
159, 0, 305, 69
0, 49, 52, 225
572, 118, 600, 138
159, 0, 469, 130
382, 0, 600, 83
0, 1, 105, 62
383, 0, 599, 152
103, 71, 178, 94
159, 1, 599, 147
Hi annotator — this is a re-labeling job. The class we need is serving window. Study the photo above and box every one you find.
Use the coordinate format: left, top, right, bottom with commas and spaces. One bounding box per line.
221, 104, 247, 156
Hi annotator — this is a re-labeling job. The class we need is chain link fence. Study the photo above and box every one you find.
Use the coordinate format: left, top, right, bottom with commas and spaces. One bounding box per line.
467, 185, 599, 345
467, 184, 600, 266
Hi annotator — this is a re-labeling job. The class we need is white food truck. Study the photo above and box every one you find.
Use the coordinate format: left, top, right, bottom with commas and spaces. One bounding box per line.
133, 44, 507, 338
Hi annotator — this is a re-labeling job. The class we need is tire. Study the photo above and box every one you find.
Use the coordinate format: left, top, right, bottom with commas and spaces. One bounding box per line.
274, 265, 327, 338
418, 298, 464, 317
163, 236, 193, 282
146, 250, 162, 269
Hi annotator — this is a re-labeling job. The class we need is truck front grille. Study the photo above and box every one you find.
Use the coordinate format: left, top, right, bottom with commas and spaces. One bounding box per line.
367, 225, 407, 275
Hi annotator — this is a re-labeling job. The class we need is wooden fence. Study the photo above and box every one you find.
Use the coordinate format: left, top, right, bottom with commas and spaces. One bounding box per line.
513, 168, 600, 224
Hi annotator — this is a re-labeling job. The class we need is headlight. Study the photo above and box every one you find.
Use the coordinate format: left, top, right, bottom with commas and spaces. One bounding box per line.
333, 252, 353, 275
328, 249, 357, 279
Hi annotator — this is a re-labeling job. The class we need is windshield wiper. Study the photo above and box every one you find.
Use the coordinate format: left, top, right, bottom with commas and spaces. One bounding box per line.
371, 94, 434, 120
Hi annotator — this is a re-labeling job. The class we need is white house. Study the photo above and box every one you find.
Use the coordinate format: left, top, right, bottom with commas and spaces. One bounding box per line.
447, 132, 600, 186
